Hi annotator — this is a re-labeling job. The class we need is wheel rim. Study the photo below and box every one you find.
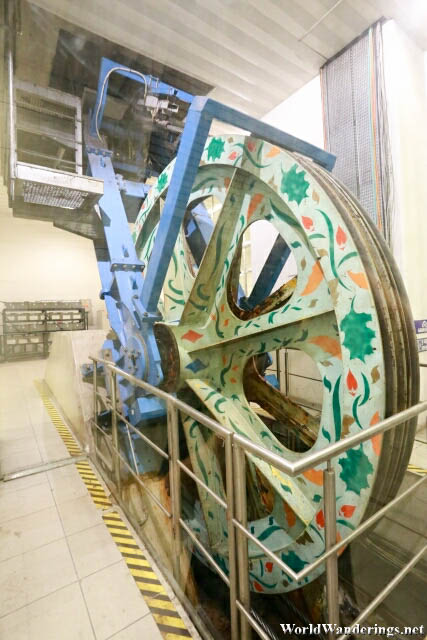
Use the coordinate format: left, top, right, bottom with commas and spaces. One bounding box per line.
133, 135, 416, 593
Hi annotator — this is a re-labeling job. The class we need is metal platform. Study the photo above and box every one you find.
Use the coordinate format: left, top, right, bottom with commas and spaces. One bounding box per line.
5, 70, 104, 220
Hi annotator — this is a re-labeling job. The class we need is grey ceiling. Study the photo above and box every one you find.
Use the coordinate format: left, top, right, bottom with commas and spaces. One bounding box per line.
26, 0, 427, 118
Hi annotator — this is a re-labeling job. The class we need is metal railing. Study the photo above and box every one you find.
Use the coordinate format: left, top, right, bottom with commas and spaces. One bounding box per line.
90, 356, 427, 640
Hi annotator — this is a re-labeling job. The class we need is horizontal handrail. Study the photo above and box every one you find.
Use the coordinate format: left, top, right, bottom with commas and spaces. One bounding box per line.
90, 356, 427, 475
90, 355, 427, 639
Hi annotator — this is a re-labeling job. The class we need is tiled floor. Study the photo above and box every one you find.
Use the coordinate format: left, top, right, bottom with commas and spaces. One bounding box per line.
0, 359, 198, 640
411, 418, 427, 469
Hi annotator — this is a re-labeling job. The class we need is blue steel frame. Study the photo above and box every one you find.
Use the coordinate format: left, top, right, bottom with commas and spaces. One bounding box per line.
86, 67, 335, 473
140, 97, 335, 314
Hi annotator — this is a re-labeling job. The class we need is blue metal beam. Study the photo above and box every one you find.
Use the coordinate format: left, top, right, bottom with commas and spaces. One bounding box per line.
140, 97, 335, 314
246, 236, 291, 308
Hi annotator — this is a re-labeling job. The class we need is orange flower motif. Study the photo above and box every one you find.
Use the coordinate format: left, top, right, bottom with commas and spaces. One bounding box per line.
302, 216, 314, 231
247, 193, 264, 220
371, 433, 382, 456
265, 561, 274, 572
316, 510, 325, 528
336, 226, 347, 249
346, 370, 358, 396
303, 469, 324, 485
340, 505, 356, 518
228, 151, 237, 160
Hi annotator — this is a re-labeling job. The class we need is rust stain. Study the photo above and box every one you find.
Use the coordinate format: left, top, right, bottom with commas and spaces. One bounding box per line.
284, 501, 297, 528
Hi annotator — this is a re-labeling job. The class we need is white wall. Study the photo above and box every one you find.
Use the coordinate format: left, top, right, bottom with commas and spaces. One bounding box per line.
250, 76, 324, 292
383, 20, 427, 393
262, 76, 324, 150
0, 183, 107, 328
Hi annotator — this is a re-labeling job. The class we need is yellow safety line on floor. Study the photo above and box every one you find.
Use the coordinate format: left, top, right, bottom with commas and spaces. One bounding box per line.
75, 461, 112, 509
103, 511, 192, 639
34, 381, 192, 637
34, 380, 112, 509
408, 464, 427, 475
34, 380, 82, 456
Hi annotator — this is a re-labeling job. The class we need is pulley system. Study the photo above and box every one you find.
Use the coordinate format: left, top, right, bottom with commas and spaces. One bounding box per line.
4, 42, 418, 595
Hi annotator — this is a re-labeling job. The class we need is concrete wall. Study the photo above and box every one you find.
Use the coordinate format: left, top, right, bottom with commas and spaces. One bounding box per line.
382, 21, 427, 395
0, 183, 108, 328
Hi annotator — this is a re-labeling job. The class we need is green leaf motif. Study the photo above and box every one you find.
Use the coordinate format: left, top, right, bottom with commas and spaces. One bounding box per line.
195, 441, 209, 486
332, 375, 342, 441
323, 377, 332, 392
281, 550, 308, 572
339, 445, 374, 495
340, 299, 376, 362
156, 172, 168, 192
280, 164, 309, 205
207, 137, 225, 161
322, 426, 331, 442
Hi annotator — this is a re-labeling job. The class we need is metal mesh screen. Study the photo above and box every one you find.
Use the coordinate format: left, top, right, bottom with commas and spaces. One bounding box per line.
321, 22, 394, 245
23, 181, 89, 209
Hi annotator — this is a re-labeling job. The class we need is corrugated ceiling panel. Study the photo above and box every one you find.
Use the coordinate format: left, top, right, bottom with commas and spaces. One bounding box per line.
28, 0, 427, 117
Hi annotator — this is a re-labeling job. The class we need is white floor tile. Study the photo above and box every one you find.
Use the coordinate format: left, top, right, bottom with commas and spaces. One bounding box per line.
0, 471, 48, 496
82, 560, 149, 640
107, 614, 163, 640
48, 464, 88, 504
0, 425, 35, 442
409, 442, 427, 468
57, 494, 103, 536
0, 413, 32, 431
31, 420, 60, 437
0, 538, 77, 616
28, 406, 51, 425
0, 434, 40, 458
0, 406, 30, 423
68, 522, 123, 579
36, 433, 70, 463
0, 582, 95, 640
0, 505, 64, 562
0, 480, 54, 524
0, 447, 43, 475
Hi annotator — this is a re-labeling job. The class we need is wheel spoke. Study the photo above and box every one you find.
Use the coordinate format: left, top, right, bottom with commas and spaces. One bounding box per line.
244, 358, 319, 449
181, 169, 255, 324
181, 413, 228, 552
187, 379, 316, 536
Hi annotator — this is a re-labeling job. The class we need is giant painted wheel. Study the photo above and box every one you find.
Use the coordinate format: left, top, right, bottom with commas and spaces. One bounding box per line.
132, 135, 418, 594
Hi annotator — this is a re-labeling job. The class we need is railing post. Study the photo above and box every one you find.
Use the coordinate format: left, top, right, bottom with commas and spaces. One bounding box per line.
233, 444, 251, 640
93, 361, 98, 423
110, 369, 121, 494
324, 460, 339, 638
225, 433, 239, 640
167, 401, 182, 585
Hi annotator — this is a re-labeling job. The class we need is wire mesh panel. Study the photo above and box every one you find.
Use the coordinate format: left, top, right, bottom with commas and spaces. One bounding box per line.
321, 22, 394, 245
